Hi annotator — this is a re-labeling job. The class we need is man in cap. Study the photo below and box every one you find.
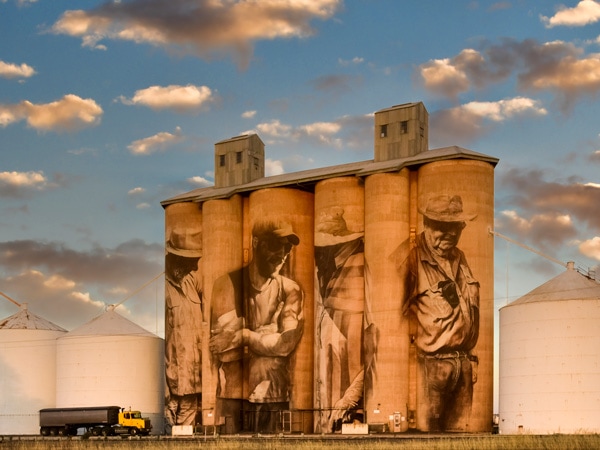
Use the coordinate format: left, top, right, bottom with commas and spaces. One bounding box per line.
164, 226, 203, 430
209, 221, 304, 433
397, 194, 480, 432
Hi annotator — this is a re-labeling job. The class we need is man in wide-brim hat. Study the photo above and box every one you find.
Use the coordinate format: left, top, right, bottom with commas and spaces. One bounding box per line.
398, 194, 480, 432
314, 207, 367, 432
164, 226, 203, 430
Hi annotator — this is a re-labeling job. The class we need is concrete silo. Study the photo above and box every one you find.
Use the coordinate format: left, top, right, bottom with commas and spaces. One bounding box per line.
56, 306, 165, 434
0, 304, 67, 435
499, 262, 600, 434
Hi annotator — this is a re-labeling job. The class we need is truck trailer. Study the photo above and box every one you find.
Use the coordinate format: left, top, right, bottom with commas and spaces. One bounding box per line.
39, 406, 152, 437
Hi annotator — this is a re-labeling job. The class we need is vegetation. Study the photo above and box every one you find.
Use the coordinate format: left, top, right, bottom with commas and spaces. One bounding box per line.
2, 434, 600, 450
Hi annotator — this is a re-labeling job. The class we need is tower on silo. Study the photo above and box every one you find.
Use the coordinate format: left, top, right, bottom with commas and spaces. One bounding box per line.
374, 102, 428, 161
214, 133, 264, 188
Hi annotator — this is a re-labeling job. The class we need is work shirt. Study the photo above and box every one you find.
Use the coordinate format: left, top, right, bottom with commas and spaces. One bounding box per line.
401, 233, 479, 354
165, 271, 203, 396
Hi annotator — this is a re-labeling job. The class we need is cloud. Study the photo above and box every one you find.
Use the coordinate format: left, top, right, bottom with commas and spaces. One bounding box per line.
338, 56, 364, 66
187, 176, 212, 187
128, 126, 183, 155
430, 97, 547, 146
242, 110, 257, 119
0, 60, 36, 79
0, 171, 63, 198
0, 238, 164, 329
541, 0, 600, 28
418, 38, 600, 110
118, 85, 215, 113
255, 113, 372, 151
265, 158, 284, 176
0, 94, 102, 132
495, 168, 600, 254
51, 0, 342, 69
128, 187, 146, 195
579, 236, 600, 260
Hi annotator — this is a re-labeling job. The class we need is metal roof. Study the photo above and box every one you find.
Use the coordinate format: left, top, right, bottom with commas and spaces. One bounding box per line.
502, 263, 600, 307
0, 304, 67, 331
161, 145, 499, 206
61, 306, 157, 337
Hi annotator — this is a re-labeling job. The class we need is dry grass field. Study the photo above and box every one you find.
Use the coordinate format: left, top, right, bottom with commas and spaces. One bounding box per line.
2, 434, 600, 450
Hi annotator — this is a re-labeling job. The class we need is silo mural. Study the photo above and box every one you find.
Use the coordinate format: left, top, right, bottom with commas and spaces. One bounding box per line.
314, 177, 365, 433
164, 202, 203, 431
161, 102, 497, 435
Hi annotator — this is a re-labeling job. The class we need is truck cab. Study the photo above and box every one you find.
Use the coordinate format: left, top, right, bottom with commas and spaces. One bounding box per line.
117, 408, 152, 435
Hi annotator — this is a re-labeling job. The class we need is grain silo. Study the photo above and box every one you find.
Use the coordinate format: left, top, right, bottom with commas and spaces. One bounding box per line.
0, 303, 67, 435
499, 262, 600, 434
55, 306, 165, 434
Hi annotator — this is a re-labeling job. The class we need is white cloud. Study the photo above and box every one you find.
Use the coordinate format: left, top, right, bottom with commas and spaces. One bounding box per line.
242, 110, 257, 119
136, 202, 151, 209
256, 119, 292, 138
187, 176, 212, 187
265, 158, 284, 176
0, 94, 102, 132
0, 60, 36, 79
128, 187, 146, 195
419, 57, 470, 98
579, 236, 600, 260
541, 0, 600, 28
0, 171, 48, 189
462, 97, 548, 121
127, 127, 183, 155
338, 56, 364, 66
44, 274, 76, 290
70, 291, 105, 309
119, 85, 214, 113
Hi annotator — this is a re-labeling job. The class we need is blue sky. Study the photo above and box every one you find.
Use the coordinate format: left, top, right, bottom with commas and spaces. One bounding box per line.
1, 0, 600, 387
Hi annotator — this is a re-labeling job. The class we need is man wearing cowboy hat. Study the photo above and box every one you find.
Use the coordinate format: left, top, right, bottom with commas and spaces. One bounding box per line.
164, 226, 204, 430
314, 207, 367, 432
209, 220, 304, 433
397, 194, 480, 432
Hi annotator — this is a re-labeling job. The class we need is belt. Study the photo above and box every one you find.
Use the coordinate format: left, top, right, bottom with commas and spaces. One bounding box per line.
420, 351, 478, 363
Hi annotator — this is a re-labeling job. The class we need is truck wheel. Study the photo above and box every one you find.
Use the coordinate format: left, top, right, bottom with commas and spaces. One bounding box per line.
129, 427, 138, 436
49, 428, 58, 436
58, 427, 68, 437
40, 427, 49, 436
101, 427, 110, 437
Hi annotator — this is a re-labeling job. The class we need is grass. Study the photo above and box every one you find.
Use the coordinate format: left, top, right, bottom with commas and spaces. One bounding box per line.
2, 434, 600, 450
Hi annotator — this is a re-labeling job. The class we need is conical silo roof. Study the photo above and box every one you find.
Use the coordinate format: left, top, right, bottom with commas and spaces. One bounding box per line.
63, 305, 156, 337
0, 303, 66, 331
503, 261, 600, 307
0, 303, 66, 435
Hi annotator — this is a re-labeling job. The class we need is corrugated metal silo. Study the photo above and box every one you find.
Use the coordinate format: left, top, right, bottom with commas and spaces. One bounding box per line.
499, 262, 600, 434
56, 306, 165, 434
0, 304, 67, 435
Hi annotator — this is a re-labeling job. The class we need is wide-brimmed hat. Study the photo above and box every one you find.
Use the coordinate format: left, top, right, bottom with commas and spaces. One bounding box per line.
418, 194, 477, 222
315, 206, 364, 246
166, 226, 203, 257
253, 221, 300, 246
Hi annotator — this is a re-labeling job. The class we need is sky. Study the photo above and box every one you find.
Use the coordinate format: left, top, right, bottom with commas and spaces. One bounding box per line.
1, 0, 600, 405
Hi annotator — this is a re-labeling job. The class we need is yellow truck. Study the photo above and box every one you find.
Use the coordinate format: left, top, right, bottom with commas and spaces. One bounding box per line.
39, 406, 152, 436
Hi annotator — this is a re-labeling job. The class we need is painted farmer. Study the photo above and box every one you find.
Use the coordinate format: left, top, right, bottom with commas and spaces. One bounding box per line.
397, 194, 479, 432
210, 221, 304, 433
165, 226, 204, 429
314, 207, 366, 432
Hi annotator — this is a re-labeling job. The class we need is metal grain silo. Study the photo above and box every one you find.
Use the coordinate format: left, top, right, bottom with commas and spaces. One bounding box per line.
56, 306, 164, 434
499, 262, 600, 434
0, 304, 67, 435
